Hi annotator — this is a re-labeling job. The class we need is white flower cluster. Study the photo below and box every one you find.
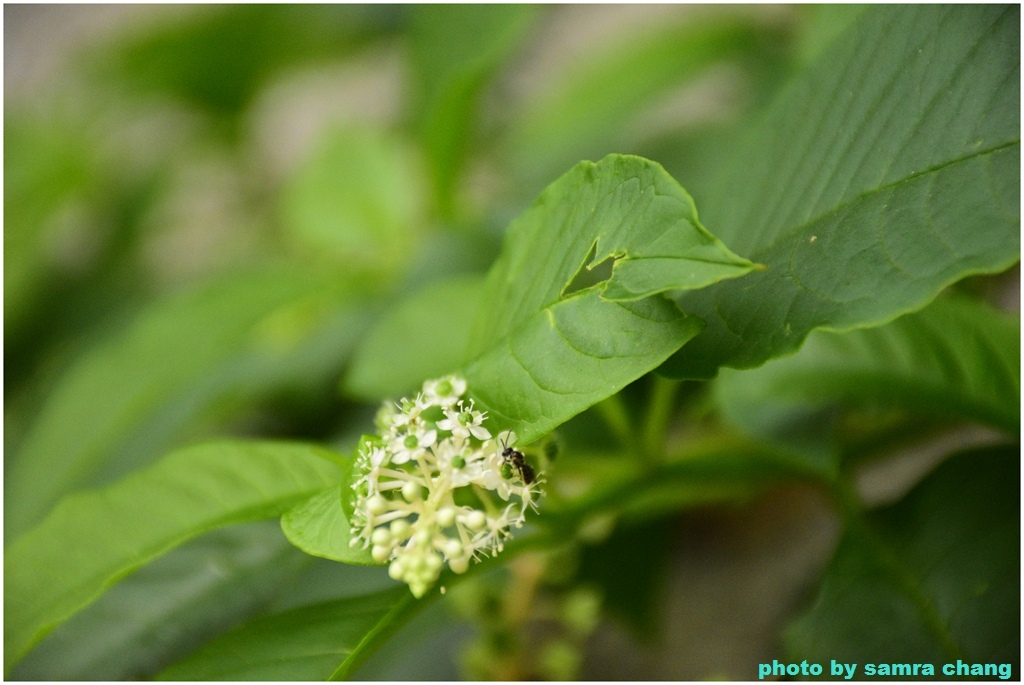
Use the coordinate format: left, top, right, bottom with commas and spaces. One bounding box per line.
350, 375, 540, 598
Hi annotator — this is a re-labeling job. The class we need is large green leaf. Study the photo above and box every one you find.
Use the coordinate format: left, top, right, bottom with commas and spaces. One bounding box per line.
664, 5, 1020, 379
462, 154, 756, 443
10, 522, 310, 680
715, 296, 1021, 439
4, 440, 343, 674
156, 587, 416, 680
409, 4, 537, 215
281, 486, 375, 566
5, 266, 365, 538
342, 274, 484, 402
786, 444, 1020, 670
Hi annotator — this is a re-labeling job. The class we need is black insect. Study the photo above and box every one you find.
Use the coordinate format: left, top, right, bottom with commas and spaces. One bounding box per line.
500, 435, 535, 485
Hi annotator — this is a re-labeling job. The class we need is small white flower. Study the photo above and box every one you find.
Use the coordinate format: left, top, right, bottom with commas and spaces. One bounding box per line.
390, 393, 427, 431
434, 439, 482, 487
388, 426, 436, 465
437, 400, 492, 441
422, 375, 467, 408
356, 444, 389, 484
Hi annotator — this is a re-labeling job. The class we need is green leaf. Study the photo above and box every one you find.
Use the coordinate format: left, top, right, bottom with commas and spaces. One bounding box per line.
278, 127, 426, 281
158, 533, 552, 680
715, 296, 1021, 438
342, 274, 484, 402
786, 444, 1020, 669
10, 522, 310, 680
410, 4, 537, 214
156, 587, 415, 680
5, 265, 364, 538
463, 154, 756, 443
664, 5, 1020, 379
547, 437, 834, 527
793, 4, 869, 67
4, 440, 343, 674
281, 486, 375, 565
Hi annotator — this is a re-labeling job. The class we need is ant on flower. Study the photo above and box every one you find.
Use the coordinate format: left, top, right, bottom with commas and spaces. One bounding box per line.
500, 433, 535, 485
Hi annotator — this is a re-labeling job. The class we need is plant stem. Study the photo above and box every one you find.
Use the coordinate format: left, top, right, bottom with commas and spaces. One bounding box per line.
642, 376, 679, 460
594, 393, 640, 458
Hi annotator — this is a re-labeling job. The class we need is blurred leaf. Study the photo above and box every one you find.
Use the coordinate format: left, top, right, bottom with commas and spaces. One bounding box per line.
281, 486, 375, 565
549, 437, 833, 527
156, 587, 415, 680
342, 273, 484, 402
786, 444, 1020, 669
508, 15, 784, 188
4, 440, 343, 674
715, 296, 1021, 440
463, 154, 755, 444
279, 127, 426, 282
6, 265, 366, 538
663, 5, 1020, 379
11, 522, 309, 681
577, 517, 674, 640
93, 5, 403, 117
409, 4, 537, 215
4, 113, 101, 333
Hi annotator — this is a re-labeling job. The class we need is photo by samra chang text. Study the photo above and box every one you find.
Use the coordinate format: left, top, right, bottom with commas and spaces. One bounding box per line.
758, 659, 1014, 680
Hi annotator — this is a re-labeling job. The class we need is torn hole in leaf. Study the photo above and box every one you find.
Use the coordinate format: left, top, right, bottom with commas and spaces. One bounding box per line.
561, 241, 618, 298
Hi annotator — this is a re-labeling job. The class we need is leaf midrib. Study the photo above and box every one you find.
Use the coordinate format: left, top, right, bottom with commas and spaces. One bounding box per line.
743, 138, 1019, 265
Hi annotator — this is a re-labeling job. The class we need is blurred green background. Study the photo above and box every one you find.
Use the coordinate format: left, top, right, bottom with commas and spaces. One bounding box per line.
5, 5, 1014, 680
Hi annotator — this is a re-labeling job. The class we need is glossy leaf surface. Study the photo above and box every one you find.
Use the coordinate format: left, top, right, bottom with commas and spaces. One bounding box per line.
4, 441, 343, 673
463, 154, 755, 443
665, 5, 1020, 378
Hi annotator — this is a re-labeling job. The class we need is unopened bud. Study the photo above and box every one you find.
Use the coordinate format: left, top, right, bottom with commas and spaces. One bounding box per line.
437, 507, 456, 527
402, 481, 422, 502
367, 495, 389, 515
464, 510, 486, 531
